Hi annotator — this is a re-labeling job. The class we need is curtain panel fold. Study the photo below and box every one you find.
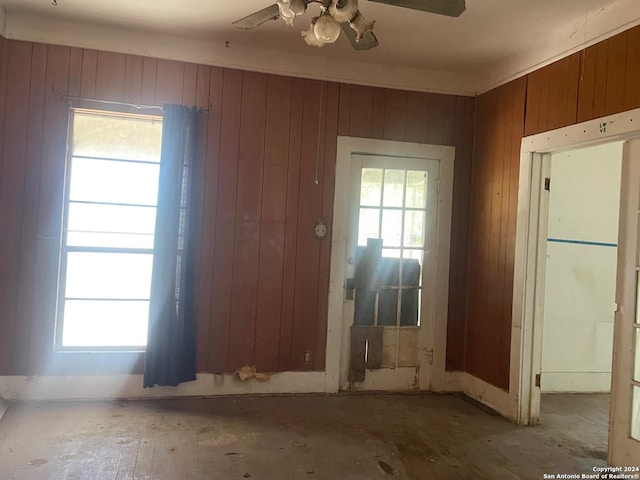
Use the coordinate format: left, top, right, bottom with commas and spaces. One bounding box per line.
144, 104, 199, 388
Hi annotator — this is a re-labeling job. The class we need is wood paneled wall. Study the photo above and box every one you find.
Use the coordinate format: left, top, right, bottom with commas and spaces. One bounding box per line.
0, 38, 475, 376
466, 78, 526, 389
468, 25, 640, 390
336, 85, 475, 371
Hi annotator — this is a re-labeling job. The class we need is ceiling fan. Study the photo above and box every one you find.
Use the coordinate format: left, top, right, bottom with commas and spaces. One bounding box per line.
233, 0, 466, 50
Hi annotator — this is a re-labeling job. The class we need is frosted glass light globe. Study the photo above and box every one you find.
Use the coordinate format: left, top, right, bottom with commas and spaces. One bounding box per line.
314, 14, 341, 43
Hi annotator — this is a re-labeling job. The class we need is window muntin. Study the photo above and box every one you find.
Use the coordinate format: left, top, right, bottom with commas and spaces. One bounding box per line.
57, 110, 162, 349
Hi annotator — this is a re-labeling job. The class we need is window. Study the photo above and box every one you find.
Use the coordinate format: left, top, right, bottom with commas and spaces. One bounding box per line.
355, 167, 429, 327
56, 109, 163, 349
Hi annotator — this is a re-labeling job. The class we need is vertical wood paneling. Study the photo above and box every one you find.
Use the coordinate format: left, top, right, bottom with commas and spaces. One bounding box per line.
278, 77, 304, 371
501, 78, 526, 385
624, 26, 640, 112
465, 78, 527, 390
254, 75, 291, 372
94, 51, 126, 101
371, 88, 386, 139
31, 45, 70, 374
485, 86, 506, 388
0, 36, 8, 373
154, 59, 184, 105
604, 31, 628, 116
68, 48, 83, 98
79, 49, 97, 98
196, 66, 222, 372
405, 91, 429, 144
524, 52, 581, 136
424, 93, 457, 146
192, 65, 213, 372
466, 25, 640, 388
337, 83, 351, 136
546, 53, 580, 131
577, 41, 609, 123
348, 85, 374, 138
290, 79, 323, 370
446, 95, 475, 371
181, 63, 198, 106
208, 68, 242, 373
0, 39, 478, 378
13, 43, 47, 375
383, 89, 407, 141
123, 55, 144, 104
314, 81, 340, 371
0, 41, 32, 374
140, 57, 157, 105
226, 71, 267, 371
524, 67, 543, 137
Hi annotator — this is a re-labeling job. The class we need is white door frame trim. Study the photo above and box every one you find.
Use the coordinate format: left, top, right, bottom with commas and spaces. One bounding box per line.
512, 108, 640, 425
326, 136, 454, 393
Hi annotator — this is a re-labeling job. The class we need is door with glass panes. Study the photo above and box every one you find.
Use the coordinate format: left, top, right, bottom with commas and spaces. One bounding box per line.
344, 154, 439, 389
610, 139, 640, 465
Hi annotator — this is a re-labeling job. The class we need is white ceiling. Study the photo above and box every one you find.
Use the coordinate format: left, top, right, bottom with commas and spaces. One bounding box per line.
1, 0, 639, 95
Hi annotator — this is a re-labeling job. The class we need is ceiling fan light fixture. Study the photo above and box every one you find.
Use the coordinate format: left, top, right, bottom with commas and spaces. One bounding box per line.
349, 11, 375, 41
302, 23, 326, 47
277, 0, 296, 26
289, 0, 306, 16
314, 13, 341, 43
328, 0, 359, 23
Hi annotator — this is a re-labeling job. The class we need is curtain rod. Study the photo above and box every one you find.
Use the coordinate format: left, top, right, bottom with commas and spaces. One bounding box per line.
59, 93, 164, 112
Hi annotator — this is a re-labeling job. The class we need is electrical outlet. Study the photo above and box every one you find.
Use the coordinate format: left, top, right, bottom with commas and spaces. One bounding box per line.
304, 351, 311, 363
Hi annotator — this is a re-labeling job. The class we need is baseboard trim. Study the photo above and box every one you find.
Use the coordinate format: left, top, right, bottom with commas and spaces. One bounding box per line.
0, 372, 331, 401
462, 373, 516, 422
0, 370, 517, 424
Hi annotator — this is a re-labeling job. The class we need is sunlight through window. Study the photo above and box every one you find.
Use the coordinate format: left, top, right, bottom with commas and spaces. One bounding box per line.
57, 109, 163, 349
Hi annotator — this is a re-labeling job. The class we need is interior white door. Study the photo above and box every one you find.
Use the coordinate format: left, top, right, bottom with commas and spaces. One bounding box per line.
340, 154, 439, 391
610, 139, 640, 466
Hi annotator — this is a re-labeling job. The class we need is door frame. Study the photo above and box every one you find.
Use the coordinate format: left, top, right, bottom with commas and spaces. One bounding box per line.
325, 137, 454, 393
512, 107, 640, 426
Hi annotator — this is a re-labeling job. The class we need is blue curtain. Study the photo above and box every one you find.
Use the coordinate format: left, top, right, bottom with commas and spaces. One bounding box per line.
144, 104, 198, 388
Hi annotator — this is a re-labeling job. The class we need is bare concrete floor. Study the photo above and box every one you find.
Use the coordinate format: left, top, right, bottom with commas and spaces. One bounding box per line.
0, 393, 608, 480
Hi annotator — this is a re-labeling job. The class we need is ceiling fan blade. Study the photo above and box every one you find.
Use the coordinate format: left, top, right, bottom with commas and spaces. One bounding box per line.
367, 0, 465, 17
232, 4, 280, 30
341, 23, 379, 50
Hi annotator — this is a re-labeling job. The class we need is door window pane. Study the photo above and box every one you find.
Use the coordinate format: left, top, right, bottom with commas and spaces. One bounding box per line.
360, 168, 382, 206
632, 386, 640, 441
637, 272, 640, 325
635, 326, 640, 383
381, 209, 402, 247
383, 170, 405, 207
404, 211, 425, 248
358, 208, 380, 246
62, 300, 149, 347
406, 171, 427, 208
65, 252, 153, 300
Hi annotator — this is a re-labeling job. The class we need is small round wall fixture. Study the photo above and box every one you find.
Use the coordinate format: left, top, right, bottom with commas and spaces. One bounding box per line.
314, 219, 328, 239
